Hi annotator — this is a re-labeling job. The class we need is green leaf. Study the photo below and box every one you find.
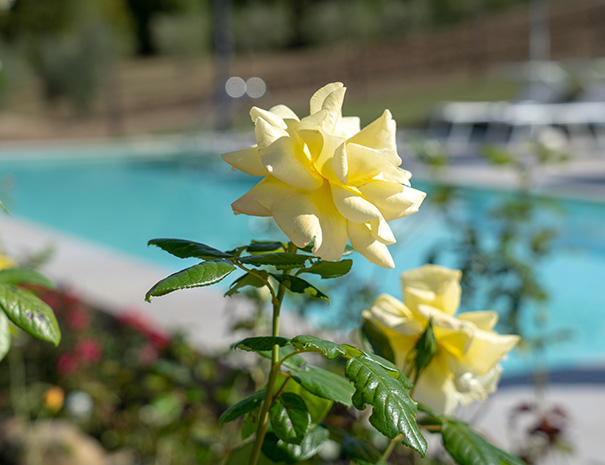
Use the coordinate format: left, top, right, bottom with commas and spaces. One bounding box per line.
145, 260, 235, 301
362, 351, 409, 385
148, 238, 233, 260
341, 435, 387, 465
0, 311, 11, 362
270, 274, 329, 302
270, 392, 311, 445
291, 335, 346, 359
219, 389, 266, 424
0, 285, 60, 346
414, 318, 437, 377
289, 364, 354, 407
259, 345, 306, 369
0, 268, 54, 289
262, 426, 329, 464
361, 319, 395, 364
440, 419, 525, 465
242, 409, 260, 441
345, 355, 426, 456
297, 259, 353, 279
240, 253, 310, 270
225, 271, 267, 297
224, 441, 283, 465
246, 241, 287, 254
344, 346, 408, 385
275, 373, 332, 425
231, 336, 291, 352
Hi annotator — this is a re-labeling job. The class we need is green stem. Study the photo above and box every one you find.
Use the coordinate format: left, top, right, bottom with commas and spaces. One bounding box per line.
248, 243, 297, 465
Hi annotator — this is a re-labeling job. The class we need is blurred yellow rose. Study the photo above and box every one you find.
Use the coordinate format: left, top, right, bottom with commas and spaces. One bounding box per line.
362, 264, 520, 415
0, 251, 15, 271
222, 82, 425, 268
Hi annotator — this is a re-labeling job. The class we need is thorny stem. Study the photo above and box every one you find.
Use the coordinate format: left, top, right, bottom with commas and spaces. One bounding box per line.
248, 243, 297, 465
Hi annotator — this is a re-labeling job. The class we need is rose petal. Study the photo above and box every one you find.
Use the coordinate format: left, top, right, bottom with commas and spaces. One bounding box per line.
359, 181, 426, 221
369, 216, 396, 245
310, 82, 345, 114
347, 221, 395, 268
413, 354, 459, 415
250, 106, 287, 129
339, 116, 361, 138
331, 184, 381, 223
349, 109, 397, 151
459, 330, 520, 374
456, 311, 499, 331
254, 116, 289, 148
231, 176, 289, 216
221, 146, 268, 177
269, 104, 299, 121
401, 265, 462, 315
260, 134, 323, 190
272, 183, 347, 261
345, 143, 402, 185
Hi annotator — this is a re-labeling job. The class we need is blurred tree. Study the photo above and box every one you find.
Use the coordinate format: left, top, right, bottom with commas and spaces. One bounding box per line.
123, 0, 188, 55
0, 0, 78, 40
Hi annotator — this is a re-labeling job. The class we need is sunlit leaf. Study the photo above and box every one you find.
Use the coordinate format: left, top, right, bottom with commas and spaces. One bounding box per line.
246, 241, 287, 254
0, 285, 60, 346
270, 274, 329, 302
297, 259, 353, 279
148, 238, 233, 259
291, 335, 346, 359
345, 355, 426, 456
240, 253, 310, 270
145, 260, 235, 301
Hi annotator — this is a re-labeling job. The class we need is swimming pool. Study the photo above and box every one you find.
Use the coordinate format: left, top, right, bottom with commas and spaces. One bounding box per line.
1, 141, 604, 375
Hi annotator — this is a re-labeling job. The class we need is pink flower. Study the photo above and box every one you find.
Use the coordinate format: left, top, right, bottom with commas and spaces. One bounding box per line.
139, 343, 158, 365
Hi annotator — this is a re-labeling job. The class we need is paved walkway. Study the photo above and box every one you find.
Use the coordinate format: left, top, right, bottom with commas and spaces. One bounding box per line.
0, 215, 257, 352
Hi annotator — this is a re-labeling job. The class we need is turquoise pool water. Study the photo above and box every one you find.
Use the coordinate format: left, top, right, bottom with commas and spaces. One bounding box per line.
1, 147, 604, 375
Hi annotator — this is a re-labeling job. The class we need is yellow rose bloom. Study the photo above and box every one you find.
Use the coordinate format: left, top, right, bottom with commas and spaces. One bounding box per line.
362, 264, 520, 415
222, 82, 425, 268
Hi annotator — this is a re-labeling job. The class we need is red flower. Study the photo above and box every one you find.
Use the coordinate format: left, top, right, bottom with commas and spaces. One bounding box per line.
57, 353, 79, 375
75, 339, 103, 364
66, 307, 91, 331
120, 309, 171, 349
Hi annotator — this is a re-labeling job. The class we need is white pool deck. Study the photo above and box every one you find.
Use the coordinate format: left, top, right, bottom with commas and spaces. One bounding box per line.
1, 134, 604, 463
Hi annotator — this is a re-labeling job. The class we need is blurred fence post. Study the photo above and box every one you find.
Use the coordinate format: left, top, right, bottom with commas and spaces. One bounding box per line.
105, 62, 125, 137
212, 0, 233, 130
